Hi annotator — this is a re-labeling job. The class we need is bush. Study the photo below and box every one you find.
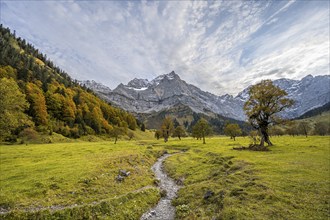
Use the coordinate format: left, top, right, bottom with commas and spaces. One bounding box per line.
19, 127, 38, 143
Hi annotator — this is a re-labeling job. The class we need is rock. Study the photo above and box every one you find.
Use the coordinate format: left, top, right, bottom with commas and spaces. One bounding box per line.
119, 169, 130, 177
160, 189, 167, 197
204, 190, 214, 200
176, 177, 185, 186
83, 73, 330, 123
153, 179, 160, 186
150, 210, 156, 216
116, 175, 124, 182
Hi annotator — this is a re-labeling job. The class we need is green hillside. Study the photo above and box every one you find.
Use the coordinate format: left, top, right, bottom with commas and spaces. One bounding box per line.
138, 103, 251, 135
297, 110, 330, 124
0, 25, 138, 142
296, 102, 330, 119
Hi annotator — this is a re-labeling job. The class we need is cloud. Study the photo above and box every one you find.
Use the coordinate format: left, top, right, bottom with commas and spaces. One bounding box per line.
1, 0, 329, 96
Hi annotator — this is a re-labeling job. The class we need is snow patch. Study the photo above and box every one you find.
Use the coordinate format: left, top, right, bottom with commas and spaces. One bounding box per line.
127, 87, 148, 91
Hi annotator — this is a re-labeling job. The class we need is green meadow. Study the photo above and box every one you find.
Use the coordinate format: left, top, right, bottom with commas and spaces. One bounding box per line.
0, 139, 165, 219
164, 136, 330, 219
0, 135, 329, 219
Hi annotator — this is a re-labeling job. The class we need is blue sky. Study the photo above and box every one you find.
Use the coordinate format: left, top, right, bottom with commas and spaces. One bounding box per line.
1, 0, 329, 95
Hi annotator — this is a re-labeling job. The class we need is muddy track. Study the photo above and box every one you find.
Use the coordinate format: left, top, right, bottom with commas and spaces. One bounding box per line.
141, 154, 180, 220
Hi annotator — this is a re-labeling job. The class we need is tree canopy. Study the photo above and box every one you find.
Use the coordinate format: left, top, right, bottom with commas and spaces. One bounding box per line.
172, 125, 186, 140
0, 77, 32, 141
224, 123, 242, 141
244, 80, 293, 149
192, 118, 212, 144
161, 117, 174, 142
0, 25, 137, 141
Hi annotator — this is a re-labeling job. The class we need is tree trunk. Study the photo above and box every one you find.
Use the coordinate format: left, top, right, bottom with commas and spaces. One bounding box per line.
260, 126, 272, 147
233, 136, 236, 141
114, 137, 117, 144
202, 135, 206, 144
178, 136, 181, 140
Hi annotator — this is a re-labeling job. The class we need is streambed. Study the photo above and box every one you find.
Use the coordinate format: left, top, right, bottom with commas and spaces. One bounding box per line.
140, 154, 180, 220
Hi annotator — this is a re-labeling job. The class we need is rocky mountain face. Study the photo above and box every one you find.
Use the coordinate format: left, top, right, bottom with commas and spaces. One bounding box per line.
81, 71, 330, 122
236, 75, 330, 118
79, 80, 112, 93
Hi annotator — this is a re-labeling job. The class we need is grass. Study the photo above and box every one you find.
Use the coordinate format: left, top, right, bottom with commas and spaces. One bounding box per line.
0, 135, 329, 219
15, 128, 156, 145
297, 111, 330, 125
0, 140, 168, 219
163, 136, 330, 219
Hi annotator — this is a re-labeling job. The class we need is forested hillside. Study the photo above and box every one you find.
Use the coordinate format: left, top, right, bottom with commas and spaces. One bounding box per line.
296, 102, 330, 119
0, 25, 137, 141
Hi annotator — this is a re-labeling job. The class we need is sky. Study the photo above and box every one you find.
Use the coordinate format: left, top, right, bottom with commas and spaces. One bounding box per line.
0, 0, 329, 96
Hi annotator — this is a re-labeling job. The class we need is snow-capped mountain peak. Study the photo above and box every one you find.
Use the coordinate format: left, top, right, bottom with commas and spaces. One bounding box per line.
79, 80, 111, 93
150, 71, 180, 86
127, 78, 150, 89
82, 72, 330, 121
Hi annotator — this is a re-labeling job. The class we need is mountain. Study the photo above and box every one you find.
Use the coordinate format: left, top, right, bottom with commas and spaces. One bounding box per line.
83, 72, 330, 127
295, 102, 330, 119
79, 80, 112, 93
236, 75, 330, 118
0, 25, 137, 141
274, 75, 330, 118
83, 71, 244, 120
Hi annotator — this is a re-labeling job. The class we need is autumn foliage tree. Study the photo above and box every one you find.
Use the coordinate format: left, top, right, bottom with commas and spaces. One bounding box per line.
297, 121, 311, 137
0, 26, 138, 141
192, 118, 212, 144
172, 125, 186, 140
26, 82, 48, 126
224, 123, 242, 141
244, 80, 293, 150
154, 130, 162, 140
110, 126, 127, 144
0, 78, 32, 141
314, 122, 330, 136
161, 117, 174, 142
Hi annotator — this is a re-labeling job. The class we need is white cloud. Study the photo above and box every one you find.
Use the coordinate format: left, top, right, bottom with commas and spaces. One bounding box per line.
1, 0, 329, 96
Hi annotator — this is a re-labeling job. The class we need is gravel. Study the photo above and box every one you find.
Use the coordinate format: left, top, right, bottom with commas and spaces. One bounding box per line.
141, 154, 180, 220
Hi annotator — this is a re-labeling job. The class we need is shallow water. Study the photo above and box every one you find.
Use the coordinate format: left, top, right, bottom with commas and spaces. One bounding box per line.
140, 154, 180, 220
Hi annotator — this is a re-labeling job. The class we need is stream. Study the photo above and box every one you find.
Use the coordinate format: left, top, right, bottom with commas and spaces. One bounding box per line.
140, 154, 180, 220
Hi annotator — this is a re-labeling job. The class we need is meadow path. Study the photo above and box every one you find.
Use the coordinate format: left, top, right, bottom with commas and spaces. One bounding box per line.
140, 154, 180, 220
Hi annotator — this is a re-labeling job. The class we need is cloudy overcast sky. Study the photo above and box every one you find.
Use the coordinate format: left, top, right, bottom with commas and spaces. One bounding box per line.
1, 0, 329, 95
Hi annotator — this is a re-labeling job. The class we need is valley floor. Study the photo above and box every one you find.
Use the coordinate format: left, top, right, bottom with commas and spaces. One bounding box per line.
0, 136, 329, 219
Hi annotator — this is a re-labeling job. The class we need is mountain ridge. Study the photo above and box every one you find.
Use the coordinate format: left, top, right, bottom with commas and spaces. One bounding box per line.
81, 72, 330, 122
